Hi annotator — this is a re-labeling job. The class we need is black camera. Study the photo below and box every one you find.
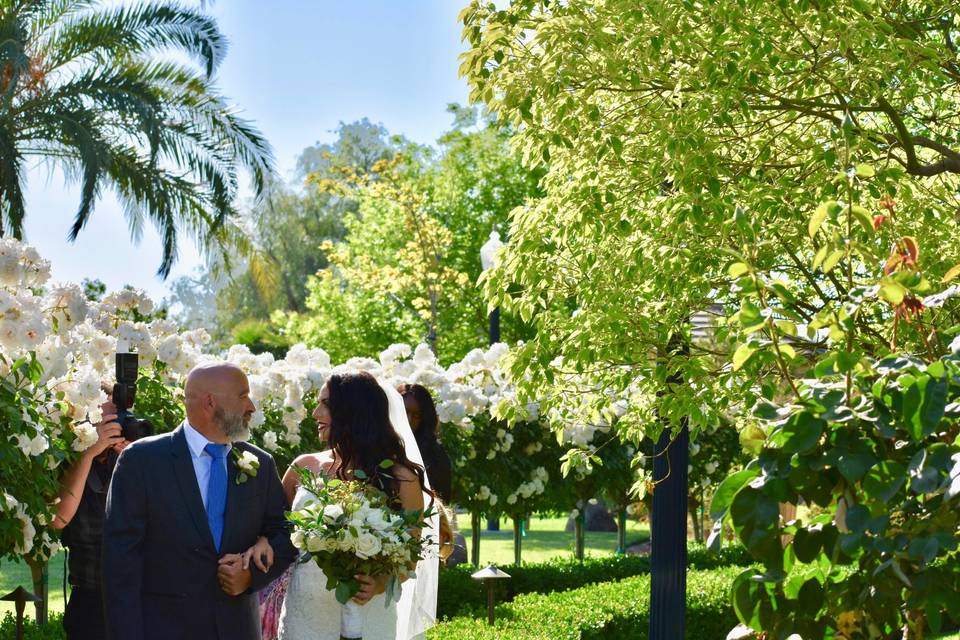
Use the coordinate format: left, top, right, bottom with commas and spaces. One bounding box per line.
112, 352, 154, 442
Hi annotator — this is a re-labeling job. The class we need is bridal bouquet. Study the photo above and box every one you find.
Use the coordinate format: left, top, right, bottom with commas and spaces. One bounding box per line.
287, 465, 434, 608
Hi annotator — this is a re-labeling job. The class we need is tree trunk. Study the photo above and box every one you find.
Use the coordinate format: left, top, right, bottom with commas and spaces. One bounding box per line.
26, 557, 48, 625
512, 515, 523, 565
689, 502, 702, 543
427, 288, 439, 355
574, 504, 585, 561
616, 508, 628, 554
471, 511, 481, 567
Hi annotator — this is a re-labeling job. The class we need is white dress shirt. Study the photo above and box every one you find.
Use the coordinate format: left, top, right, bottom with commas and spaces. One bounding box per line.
182, 421, 232, 512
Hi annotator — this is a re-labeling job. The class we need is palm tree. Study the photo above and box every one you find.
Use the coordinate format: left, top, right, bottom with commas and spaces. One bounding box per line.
0, 0, 273, 277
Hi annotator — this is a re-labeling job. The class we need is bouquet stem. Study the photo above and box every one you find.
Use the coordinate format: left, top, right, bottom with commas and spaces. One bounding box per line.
340, 599, 363, 639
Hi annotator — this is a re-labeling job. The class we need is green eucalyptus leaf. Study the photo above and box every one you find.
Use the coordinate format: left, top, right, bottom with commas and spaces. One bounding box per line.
780, 412, 824, 454
792, 526, 822, 563
837, 452, 876, 483
711, 468, 761, 520
808, 201, 837, 238
733, 343, 758, 371
863, 461, 907, 504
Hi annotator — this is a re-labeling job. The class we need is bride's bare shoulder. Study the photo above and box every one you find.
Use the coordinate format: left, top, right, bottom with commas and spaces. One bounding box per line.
291, 450, 334, 475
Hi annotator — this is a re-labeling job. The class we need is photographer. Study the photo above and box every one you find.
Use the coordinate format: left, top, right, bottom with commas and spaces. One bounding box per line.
53, 355, 154, 640
52, 398, 129, 640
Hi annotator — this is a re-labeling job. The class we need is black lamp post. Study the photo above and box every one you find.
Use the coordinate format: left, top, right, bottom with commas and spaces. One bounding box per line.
471, 564, 511, 625
648, 310, 717, 638
481, 230, 505, 533
2, 587, 42, 640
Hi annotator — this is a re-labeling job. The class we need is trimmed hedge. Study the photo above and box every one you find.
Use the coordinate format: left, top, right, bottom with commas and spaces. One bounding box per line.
438, 543, 750, 619
428, 565, 743, 639
0, 614, 64, 640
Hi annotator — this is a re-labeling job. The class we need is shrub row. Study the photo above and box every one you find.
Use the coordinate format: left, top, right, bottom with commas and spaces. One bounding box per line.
0, 613, 64, 640
438, 543, 750, 619
428, 565, 743, 640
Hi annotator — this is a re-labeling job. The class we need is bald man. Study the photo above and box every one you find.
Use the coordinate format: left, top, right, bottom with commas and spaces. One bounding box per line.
102, 363, 296, 640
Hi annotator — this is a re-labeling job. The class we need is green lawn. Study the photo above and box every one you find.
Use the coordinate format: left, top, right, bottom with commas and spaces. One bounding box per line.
455, 514, 650, 567
0, 552, 67, 619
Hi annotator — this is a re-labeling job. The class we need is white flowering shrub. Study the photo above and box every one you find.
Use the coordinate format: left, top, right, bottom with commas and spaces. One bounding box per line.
0, 240, 580, 560
0, 238, 743, 561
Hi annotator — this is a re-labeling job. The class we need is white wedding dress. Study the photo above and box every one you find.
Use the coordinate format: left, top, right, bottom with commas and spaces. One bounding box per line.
277, 487, 401, 639
276, 379, 436, 640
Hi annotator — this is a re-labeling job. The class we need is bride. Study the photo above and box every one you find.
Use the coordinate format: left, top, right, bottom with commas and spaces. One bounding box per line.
255, 370, 438, 639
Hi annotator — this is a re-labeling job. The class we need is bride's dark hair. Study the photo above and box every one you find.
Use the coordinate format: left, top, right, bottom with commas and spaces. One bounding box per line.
325, 370, 429, 502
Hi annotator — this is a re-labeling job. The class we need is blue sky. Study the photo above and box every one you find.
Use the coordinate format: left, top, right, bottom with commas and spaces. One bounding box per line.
21, 1, 471, 301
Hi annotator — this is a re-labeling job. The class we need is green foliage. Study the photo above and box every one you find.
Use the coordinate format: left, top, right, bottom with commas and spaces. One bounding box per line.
0, 613, 64, 640
230, 320, 290, 359
428, 565, 744, 639
459, 0, 960, 435
441, 416, 564, 519
0, 354, 73, 562
0, 0, 273, 277
279, 106, 541, 362
166, 118, 399, 342
131, 363, 184, 435
461, 3, 960, 634
714, 353, 960, 639
437, 543, 751, 619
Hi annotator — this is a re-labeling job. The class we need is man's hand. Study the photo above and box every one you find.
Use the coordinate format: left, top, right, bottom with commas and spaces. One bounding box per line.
218, 554, 252, 596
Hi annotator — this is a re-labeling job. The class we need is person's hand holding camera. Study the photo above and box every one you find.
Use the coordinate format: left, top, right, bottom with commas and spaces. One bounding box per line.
87, 401, 129, 459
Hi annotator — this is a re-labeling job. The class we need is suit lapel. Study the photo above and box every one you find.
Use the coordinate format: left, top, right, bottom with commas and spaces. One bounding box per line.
170, 425, 216, 551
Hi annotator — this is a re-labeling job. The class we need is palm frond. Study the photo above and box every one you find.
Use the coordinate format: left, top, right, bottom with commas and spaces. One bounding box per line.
41, 2, 225, 78
4, 0, 271, 276
0, 125, 26, 236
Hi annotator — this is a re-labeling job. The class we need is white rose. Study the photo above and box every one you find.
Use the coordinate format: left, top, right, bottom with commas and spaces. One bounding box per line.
355, 532, 382, 559
16, 431, 48, 457
71, 423, 98, 452
236, 451, 260, 475
138, 297, 155, 316
338, 530, 356, 552
261, 431, 278, 451
306, 533, 324, 553
291, 530, 306, 550
365, 510, 391, 532
323, 504, 344, 523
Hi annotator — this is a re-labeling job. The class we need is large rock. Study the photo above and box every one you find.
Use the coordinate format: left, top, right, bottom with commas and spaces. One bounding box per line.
565, 500, 619, 532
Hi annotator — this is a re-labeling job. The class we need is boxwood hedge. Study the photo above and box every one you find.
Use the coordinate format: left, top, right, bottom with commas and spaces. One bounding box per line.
429, 565, 744, 639
438, 543, 749, 619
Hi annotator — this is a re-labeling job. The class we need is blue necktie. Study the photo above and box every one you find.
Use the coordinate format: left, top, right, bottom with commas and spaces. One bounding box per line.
204, 443, 228, 551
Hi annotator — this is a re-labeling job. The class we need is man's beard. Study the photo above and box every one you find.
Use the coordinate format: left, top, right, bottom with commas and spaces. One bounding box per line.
214, 406, 251, 442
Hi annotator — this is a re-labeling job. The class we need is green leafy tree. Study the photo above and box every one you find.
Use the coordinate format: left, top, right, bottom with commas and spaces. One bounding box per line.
167, 120, 399, 344
0, 0, 273, 276
461, 2, 960, 635
280, 107, 542, 362
460, 0, 960, 440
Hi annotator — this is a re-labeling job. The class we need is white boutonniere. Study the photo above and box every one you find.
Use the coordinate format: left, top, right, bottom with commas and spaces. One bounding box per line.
233, 449, 260, 484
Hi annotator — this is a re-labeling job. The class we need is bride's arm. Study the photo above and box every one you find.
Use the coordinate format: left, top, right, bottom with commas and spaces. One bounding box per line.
282, 454, 319, 507
396, 465, 425, 543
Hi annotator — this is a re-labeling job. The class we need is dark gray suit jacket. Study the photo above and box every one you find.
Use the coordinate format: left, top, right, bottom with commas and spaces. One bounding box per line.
102, 425, 296, 640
